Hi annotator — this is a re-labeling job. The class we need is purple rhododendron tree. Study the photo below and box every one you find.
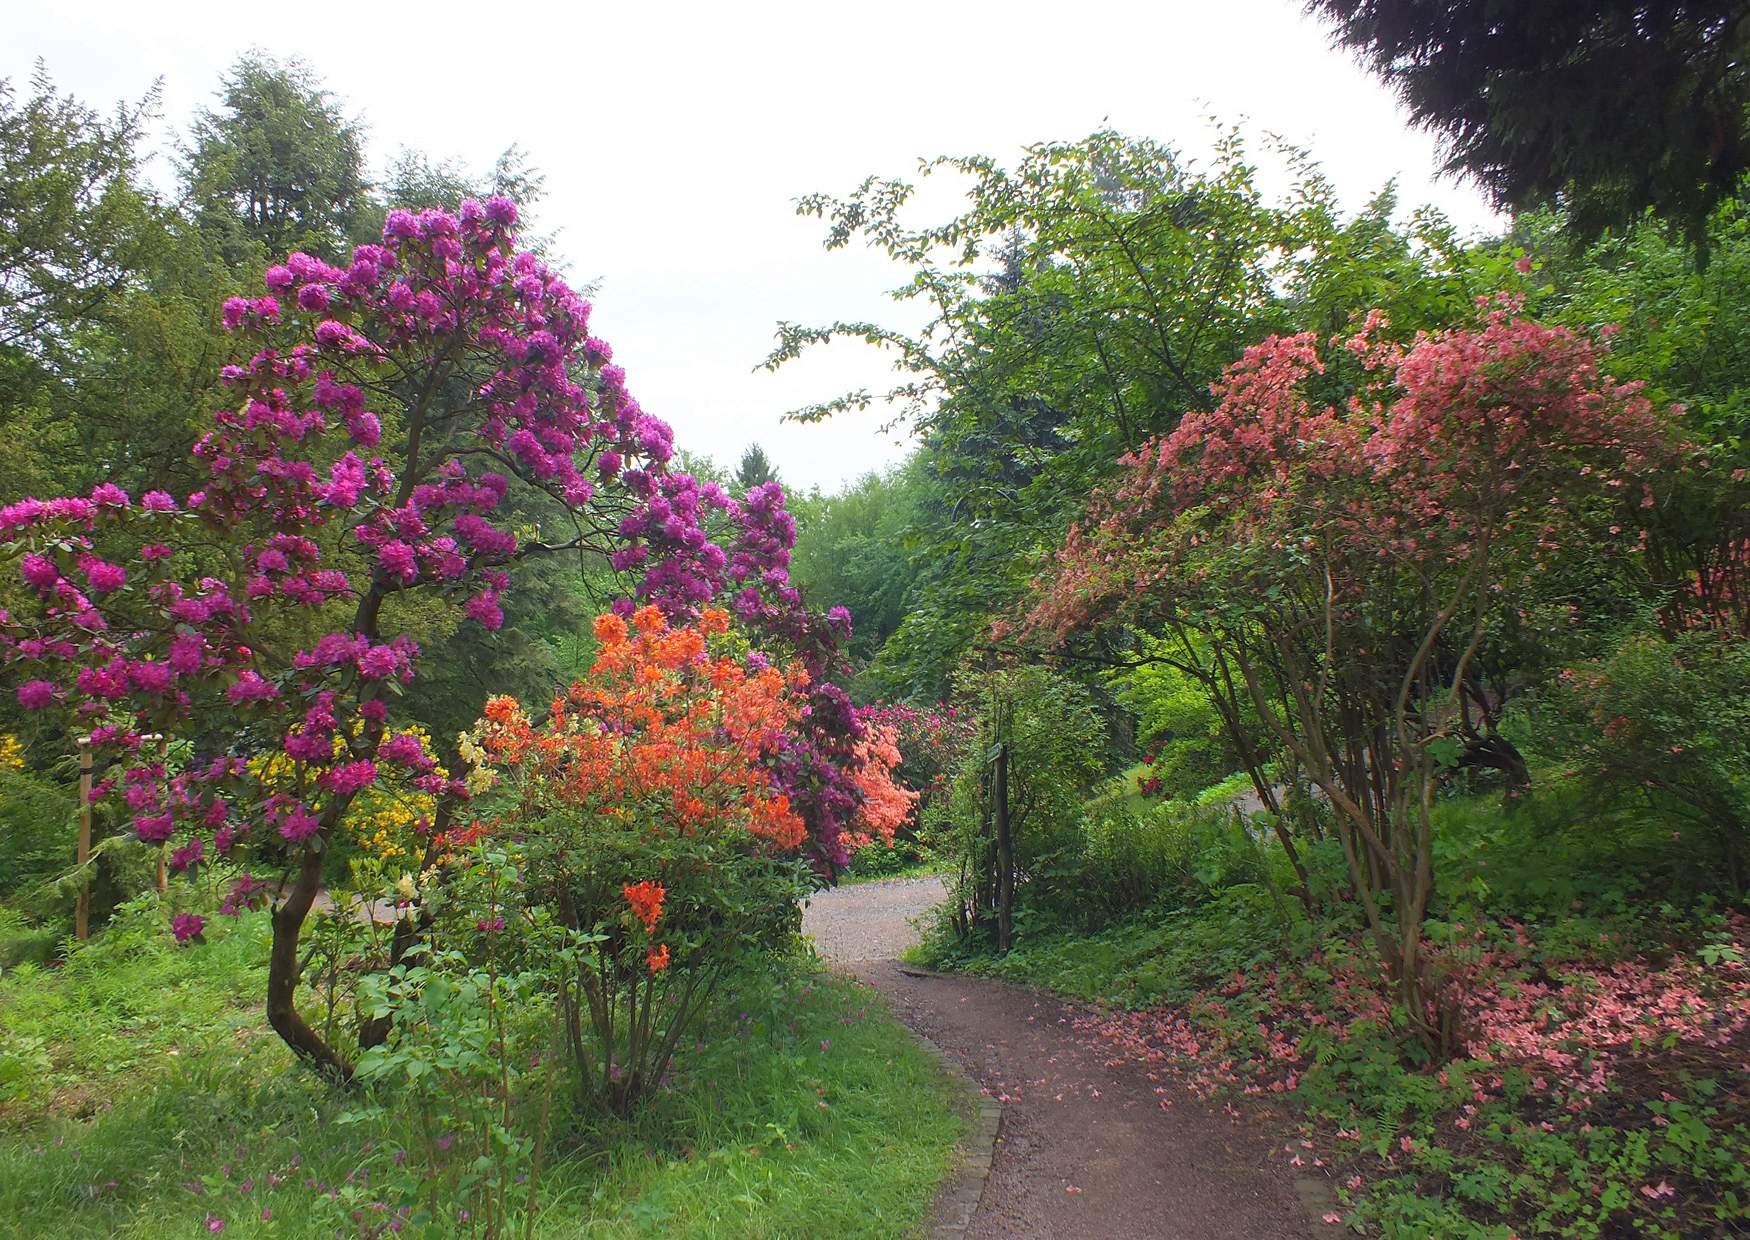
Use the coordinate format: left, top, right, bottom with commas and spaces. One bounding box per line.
0, 197, 863, 1079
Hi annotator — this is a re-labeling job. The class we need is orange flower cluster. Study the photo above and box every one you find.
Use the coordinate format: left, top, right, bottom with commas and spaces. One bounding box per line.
645, 944, 670, 973
623, 880, 665, 932
843, 722, 919, 850
473, 607, 809, 851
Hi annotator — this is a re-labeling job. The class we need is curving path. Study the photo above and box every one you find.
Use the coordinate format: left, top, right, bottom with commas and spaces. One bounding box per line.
803, 878, 1316, 1240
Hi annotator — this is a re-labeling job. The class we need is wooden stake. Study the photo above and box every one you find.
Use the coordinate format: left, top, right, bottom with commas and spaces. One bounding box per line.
994, 738, 1013, 954
153, 734, 168, 895
75, 738, 92, 941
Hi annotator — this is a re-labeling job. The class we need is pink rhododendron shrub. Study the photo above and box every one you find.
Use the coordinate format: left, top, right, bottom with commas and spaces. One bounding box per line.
1030, 303, 1680, 1053
860, 701, 976, 814
0, 198, 860, 1077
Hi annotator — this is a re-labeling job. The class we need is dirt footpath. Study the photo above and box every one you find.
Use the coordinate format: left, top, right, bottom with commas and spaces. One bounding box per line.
808, 878, 1315, 1240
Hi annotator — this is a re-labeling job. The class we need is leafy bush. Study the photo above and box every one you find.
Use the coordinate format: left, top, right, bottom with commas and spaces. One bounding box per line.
466, 607, 815, 1116
933, 664, 1107, 943
1531, 628, 1750, 892
842, 832, 935, 880
0, 763, 72, 899
0, 905, 58, 972
1109, 653, 1236, 802
1054, 795, 1293, 929
1032, 308, 1681, 1053
345, 847, 563, 1238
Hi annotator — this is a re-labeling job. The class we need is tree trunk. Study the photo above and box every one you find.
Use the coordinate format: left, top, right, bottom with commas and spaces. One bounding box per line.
1458, 734, 1531, 805
267, 846, 354, 1083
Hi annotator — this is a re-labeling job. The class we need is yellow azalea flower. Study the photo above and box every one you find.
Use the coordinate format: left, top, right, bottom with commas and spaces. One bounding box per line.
250, 721, 448, 861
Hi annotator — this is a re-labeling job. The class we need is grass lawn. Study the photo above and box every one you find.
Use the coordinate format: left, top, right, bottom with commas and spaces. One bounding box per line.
0, 906, 963, 1239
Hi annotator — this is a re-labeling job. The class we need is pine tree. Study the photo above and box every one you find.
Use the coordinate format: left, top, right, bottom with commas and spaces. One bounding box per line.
1309, 0, 1750, 257
735, 442, 780, 493
182, 53, 367, 262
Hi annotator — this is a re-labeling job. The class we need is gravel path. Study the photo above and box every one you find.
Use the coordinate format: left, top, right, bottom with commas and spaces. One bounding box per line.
807, 877, 1315, 1239
802, 874, 948, 962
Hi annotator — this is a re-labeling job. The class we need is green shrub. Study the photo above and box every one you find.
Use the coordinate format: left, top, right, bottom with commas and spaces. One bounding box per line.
0, 765, 73, 899
1071, 798, 1285, 925
0, 904, 60, 972
1529, 628, 1750, 892
934, 665, 1107, 942
1109, 649, 1237, 802
842, 832, 936, 880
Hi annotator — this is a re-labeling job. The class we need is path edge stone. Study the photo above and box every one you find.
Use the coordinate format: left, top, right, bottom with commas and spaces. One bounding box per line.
908, 1026, 1003, 1239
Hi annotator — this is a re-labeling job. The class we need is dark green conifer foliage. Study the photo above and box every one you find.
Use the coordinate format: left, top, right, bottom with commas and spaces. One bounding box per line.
1309, 0, 1750, 258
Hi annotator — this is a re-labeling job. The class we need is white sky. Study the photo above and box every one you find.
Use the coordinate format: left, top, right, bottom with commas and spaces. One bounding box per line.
8, 0, 1500, 494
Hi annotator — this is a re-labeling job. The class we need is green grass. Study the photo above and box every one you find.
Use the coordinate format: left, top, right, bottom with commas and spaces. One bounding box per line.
838, 861, 944, 886
0, 905, 963, 1239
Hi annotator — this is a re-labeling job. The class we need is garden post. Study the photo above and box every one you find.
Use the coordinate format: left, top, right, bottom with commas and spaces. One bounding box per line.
151, 734, 167, 895
994, 738, 1013, 953
75, 736, 92, 940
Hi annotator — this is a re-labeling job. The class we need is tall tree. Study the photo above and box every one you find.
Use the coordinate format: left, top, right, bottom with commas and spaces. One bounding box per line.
734, 442, 781, 494
769, 128, 1485, 695
0, 65, 160, 354
1308, 0, 1750, 257
0, 65, 166, 496
182, 53, 367, 262
356, 144, 547, 248
788, 461, 926, 672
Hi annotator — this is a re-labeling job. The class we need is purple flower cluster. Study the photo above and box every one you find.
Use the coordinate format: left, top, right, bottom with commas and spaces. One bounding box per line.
0, 194, 870, 900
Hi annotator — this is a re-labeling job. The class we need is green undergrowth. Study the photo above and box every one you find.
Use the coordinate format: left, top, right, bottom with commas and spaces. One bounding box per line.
0, 907, 962, 1238
839, 862, 945, 886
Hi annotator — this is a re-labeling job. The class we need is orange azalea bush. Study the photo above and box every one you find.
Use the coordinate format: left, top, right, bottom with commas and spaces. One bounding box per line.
474, 604, 808, 849
842, 722, 919, 851
462, 605, 815, 1114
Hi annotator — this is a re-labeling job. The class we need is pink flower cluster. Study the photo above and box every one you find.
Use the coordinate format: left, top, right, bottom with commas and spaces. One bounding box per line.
1074, 913, 1750, 1124
1453, 917, 1750, 1094
1031, 306, 1677, 641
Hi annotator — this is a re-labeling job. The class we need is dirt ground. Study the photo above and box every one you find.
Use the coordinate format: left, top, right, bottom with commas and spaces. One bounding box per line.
810, 878, 1315, 1240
